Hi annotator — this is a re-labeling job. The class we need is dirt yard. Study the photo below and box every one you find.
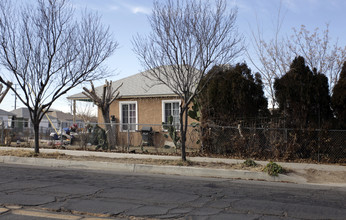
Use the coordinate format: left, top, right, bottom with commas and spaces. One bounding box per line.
293, 168, 346, 184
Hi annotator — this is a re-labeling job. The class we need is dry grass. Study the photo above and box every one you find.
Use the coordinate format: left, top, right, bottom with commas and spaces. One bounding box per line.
71, 156, 265, 171
2, 149, 345, 185
0, 150, 71, 159
0, 149, 264, 171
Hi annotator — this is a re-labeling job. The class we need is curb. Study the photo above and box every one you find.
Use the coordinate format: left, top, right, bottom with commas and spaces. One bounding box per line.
0, 156, 304, 184
2, 147, 345, 172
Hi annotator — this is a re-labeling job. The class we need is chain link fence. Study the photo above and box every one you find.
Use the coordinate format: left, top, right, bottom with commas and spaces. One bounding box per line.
75, 123, 201, 154
0, 120, 200, 154
1, 119, 345, 163
200, 125, 346, 163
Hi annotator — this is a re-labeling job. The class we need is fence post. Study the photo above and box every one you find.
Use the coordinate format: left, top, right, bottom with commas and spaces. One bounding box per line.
0, 119, 4, 145
318, 129, 320, 163
60, 124, 63, 147
285, 128, 288, 151
127, 123, 130, 152
110, 117, 115, 150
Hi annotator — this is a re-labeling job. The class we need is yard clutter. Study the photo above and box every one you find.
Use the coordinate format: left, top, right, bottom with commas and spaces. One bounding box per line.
49, 124, 78, 146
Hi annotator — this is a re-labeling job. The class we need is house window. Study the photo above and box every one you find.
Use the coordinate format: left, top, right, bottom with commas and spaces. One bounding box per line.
119, 101, 138, 131
24, 119, 29, 128
162, 100, 180, 128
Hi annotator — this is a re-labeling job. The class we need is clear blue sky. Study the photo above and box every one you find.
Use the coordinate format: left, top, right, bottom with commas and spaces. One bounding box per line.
1, 0, 345, 114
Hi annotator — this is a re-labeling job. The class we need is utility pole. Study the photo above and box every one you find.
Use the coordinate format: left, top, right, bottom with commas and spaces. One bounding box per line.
13, 84, 17, 109
10, 84, 18, 109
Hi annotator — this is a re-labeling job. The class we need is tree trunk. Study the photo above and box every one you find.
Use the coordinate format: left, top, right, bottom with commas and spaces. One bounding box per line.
102, 108, 113, 151
180, 109, 187, 161
33, 122, 40, 154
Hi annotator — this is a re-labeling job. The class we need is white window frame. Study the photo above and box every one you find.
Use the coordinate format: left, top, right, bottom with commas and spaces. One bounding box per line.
162, 100, 181, 130
119, 101, 138, 132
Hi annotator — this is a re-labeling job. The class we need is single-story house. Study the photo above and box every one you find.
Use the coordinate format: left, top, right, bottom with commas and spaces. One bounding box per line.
10, 107, 86, 131
47, 110, 85, 129
0, 109, 15, 128
67, 67, 198, 148
10, 107, 60, 132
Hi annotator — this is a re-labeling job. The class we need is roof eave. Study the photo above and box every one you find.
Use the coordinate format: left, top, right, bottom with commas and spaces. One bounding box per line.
120, 94, 179, 99
68, 94, 179, 102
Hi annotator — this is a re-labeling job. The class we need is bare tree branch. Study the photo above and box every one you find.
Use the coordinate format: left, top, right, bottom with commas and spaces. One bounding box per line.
74, 101, 97, 123
83, 80, 122, 151
0, 0, 118, 153
248, 3, 346, 108
0, 80, 12, 103
133, 0, 243, 161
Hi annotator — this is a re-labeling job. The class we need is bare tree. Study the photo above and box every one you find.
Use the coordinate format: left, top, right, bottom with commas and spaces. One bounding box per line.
133, 0, 243, 161
289, 24, 346, 90
0, 0, 118, 153
248, 5, 346, 108
247, 4, 292, 109
83, 80, 122, 151
75, 102, 97, 123
0, 81, 12, 103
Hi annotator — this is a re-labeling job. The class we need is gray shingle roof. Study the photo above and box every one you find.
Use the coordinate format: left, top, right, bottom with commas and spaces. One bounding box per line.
10, 107, 58, 120
47, 110, 82, 122
10, 107, 31, 118
0, 109, 15, 116
67, 68, 177, 101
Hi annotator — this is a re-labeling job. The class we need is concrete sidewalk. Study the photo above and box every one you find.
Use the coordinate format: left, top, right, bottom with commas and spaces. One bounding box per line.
0, 147, 345, 187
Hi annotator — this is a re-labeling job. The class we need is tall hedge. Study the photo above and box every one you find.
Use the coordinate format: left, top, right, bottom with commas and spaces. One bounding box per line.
198, 63, 268, 154
332, 61, 346, 129
199, 63, 268, 126
274, 56, 332, 129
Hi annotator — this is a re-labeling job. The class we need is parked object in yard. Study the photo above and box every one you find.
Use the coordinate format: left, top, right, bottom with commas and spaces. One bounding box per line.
139, 126, 154, 147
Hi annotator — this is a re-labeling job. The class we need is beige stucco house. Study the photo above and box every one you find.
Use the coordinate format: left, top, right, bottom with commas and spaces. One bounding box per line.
67, 68, 198, 149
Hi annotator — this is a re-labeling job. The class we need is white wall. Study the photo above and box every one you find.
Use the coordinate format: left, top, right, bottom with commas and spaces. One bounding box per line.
0, 115, 11, 128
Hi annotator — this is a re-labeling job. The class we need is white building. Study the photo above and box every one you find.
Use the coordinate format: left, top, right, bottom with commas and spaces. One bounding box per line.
0, 109, 15, 128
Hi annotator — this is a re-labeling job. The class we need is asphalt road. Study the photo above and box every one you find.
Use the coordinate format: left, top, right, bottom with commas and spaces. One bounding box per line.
0, 164, 345, 220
